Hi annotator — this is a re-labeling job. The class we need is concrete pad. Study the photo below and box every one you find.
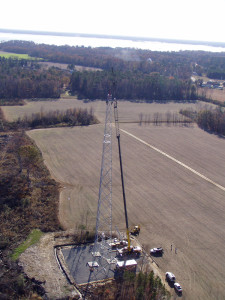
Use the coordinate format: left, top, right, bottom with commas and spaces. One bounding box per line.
62, 243, 144, 285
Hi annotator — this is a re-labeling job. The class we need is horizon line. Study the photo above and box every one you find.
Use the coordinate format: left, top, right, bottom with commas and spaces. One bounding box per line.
0, 28, 225, 48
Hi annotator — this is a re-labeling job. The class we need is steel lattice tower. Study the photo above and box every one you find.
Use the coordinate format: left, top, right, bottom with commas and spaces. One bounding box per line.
91, 93, 115, 278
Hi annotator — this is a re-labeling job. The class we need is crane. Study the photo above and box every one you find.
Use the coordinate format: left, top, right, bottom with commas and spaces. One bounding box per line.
91, 90, 140, 279
113, 98, 131, 251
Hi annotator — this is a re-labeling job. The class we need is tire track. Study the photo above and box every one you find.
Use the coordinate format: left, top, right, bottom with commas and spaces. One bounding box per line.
120, 128, 225, 192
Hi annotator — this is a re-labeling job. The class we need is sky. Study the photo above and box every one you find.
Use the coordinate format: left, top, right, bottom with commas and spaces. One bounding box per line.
1, 0, 225, 43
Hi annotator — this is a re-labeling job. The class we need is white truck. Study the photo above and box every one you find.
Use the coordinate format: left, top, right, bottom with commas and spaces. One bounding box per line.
165, 272, 176, 283
116, 259, 137, 271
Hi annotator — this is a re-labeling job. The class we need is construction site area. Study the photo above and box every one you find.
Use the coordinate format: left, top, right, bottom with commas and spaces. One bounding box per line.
52, 93, 171, 297
60, 237, 146, 285
57, 94, 151, 286
15, 95, 225, 300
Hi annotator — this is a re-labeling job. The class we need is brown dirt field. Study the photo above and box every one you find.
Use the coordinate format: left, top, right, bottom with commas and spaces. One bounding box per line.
38, 62, 69, 70
2, 98, 205, 123
193, 75, 225, 103
26, 99, 225, 300
38, 61, 102, 72
198, 87, 225, 103
2, 98, 105, 122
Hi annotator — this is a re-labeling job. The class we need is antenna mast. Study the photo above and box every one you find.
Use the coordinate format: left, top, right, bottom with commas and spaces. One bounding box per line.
91, 93, 115, 278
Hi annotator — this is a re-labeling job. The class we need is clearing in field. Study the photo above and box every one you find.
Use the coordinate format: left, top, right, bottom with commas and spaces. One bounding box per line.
25, 99, 225, 300
192, 75, 225, 103
0, 50, 41, 60
198, 86, 225, 103
2, 97, 210, 123
38, 61, 102, 71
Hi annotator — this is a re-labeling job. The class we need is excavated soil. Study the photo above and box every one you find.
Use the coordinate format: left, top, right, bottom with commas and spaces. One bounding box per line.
19, 231, 81, 299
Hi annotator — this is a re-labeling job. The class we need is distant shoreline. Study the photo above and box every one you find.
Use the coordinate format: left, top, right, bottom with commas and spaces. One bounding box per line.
1, 28, 225, 48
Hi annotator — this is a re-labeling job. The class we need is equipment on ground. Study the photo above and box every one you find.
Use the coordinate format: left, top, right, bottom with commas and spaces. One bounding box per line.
114, 97, 142, 257
116, 259, 137, 271
117, 245, 141, 258
114, 99, 132, 252
130, 225, 141, 235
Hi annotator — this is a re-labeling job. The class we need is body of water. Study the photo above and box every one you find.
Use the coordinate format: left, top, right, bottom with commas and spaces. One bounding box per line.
1, 32, 225, 52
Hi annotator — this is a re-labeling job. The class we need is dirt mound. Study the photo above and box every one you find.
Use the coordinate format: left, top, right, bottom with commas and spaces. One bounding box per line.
19, 231, 81, 299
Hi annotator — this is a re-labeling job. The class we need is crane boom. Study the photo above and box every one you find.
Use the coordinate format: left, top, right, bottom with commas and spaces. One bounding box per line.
114, 98, 131, 250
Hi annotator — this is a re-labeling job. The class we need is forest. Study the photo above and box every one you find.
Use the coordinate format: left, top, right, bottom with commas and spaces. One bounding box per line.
1, 40, 225, 103
70, 69, 197, 101
0, 57, 69, 104
82, 270, 170, 299
0, 132, 61, 298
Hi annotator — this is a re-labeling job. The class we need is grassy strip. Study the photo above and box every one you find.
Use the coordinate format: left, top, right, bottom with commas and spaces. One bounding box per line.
0, 51, 41, 60
11, 229, 43, 261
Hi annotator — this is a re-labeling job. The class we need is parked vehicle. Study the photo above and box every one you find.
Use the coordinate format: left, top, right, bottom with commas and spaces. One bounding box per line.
130, 225, 140, 235
150, 247, 163, 255
174, 282, 182, 294
117, 245, 141, 257
165, 272, 176, 282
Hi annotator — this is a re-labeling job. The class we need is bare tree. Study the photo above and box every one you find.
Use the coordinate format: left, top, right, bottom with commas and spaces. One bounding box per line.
139, 113, 143, 126
166, 111, 172, 126
18, 145, 40, 186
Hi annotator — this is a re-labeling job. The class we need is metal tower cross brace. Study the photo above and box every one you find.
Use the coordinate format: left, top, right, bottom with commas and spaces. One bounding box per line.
91, 94, 115, 278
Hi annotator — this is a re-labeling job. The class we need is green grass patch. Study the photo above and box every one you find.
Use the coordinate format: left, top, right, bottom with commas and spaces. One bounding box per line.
0, 51, 42, 60
11, 229, 43, 261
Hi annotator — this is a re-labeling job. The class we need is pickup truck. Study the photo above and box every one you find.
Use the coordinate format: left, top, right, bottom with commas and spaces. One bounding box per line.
150, 247, 164, 255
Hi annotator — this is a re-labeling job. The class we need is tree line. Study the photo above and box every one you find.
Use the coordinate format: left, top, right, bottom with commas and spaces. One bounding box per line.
70, 70, 197, 101
197, 108, 225, 134
0, 54, 198, 103
180, 107, 225, 135
0, 107, 98, 130
0, 132, 61, 298
0, 57, 69, 103
87, 270, 170, 299
1, 40, 225, 104
0, 132, 61, 231
0, 40, 193, 78
16, 107, 98, 129
2, 40, 225, 78
207, 69, 225, 80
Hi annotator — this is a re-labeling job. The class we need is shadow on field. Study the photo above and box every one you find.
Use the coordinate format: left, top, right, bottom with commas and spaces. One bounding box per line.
167, 280, 175, 288
150, 252, 163, 257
